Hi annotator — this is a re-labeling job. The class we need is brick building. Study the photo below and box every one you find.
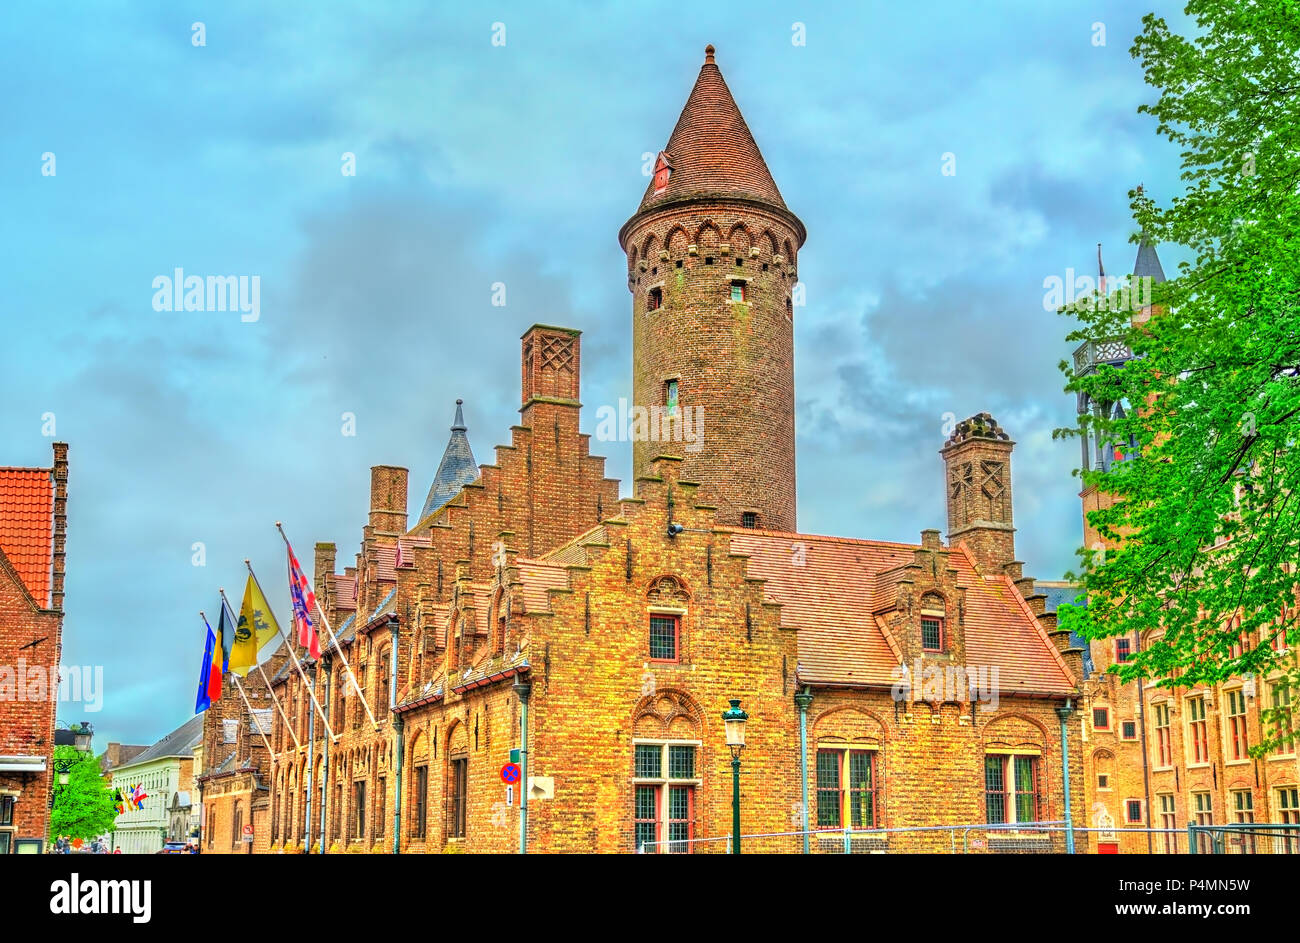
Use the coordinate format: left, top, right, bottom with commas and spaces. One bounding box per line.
1075, 238, 1300, 853
213, 46, 1087, 853
109, 715, 202, 853
0, 442, 69, 855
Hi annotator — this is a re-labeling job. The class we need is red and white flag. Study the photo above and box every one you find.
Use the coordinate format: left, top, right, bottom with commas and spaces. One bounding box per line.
286, 541, 321, 660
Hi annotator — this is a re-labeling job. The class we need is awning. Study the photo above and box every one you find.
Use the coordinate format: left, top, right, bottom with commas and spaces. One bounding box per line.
0, 755, 47, 773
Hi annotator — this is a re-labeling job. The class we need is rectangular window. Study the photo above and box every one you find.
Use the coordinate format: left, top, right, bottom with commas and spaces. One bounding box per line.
1187, 696, 1210, 764
741, 511, 758, 529
814, 748, 877, 830
664, 379, 678, 417
1153, 702, 1172, 767
985, 754, 1039, 825
1097, 773, 1109, 790
633, 742, 697, 853
0, 796, 13, 826
1115, 638, 1132, 663
1193, 791, 1214, 853
1125, 799, 1143, 824
1225, 689, 1249, 760
1277, 787, 1300, 855
413, 766, 428, 839
448, 758, 468, 840
1231, 789, 1254, 853
921, 617, 943, 652
1121, 721, 1138, 740
1093, 707, 1110, 731
647, 287, 663, 311
730, 281, 747, 302
1158, 794, 1177, 853
1270, 683, 1295, 756
649, 615, 679, 661
376, 777, 386, 839
353, 781, 366, 840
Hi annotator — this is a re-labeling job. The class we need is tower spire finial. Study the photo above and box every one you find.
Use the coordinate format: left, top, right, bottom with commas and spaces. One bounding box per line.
704, 44, 715, 64
452, 398, 466, 431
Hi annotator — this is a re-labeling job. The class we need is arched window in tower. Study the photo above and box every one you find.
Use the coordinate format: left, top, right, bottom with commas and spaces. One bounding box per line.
664, 379, 678, 418
920, 594, 946, 652
652, 152, 672, 194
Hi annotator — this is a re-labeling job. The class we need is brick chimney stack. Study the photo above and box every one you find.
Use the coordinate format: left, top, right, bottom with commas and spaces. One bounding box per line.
941, 414, 1017, 576
369, 466, 409, 535
50, 442, 68, 613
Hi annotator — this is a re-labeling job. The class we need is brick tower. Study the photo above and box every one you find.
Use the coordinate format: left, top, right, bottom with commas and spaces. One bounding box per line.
619, 44, 805, 533
941, 413, 1016, 575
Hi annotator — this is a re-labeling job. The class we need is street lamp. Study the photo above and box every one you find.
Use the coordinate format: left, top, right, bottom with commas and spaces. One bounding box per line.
721, 699, 747, 854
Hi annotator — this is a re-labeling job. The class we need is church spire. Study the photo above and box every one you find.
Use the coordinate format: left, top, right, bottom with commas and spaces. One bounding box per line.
419, 399, 478, 523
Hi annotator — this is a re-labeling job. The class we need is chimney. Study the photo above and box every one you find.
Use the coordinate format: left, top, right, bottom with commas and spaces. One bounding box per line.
520, 325, 581, 406
50, 442, 68, 613
941, 413, 1016, 575
369, 466, 409, 535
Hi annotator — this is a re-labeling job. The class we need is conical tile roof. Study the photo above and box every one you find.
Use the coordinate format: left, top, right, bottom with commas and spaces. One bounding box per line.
420, 400, 478, 522
636, 45, 786, 213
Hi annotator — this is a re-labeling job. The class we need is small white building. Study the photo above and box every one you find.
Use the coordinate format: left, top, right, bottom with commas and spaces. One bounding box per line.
110, 715, 203, 854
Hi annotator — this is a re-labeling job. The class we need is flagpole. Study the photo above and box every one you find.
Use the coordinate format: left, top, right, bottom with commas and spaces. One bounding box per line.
245, 559, 337, 742
221, 588, 299, 750
276, 522, 381, 731
229, 671, 276, 761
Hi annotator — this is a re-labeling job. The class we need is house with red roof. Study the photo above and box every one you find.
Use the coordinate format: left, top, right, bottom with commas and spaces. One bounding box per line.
0, 442, 69, 855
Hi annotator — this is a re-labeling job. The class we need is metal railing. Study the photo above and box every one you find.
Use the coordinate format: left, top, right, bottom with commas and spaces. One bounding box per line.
1188, 823, 1300, 854
637, 822, 1205, 854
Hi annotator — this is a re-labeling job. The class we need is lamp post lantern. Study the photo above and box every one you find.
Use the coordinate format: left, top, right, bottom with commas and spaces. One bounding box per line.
721, 699, 747, 854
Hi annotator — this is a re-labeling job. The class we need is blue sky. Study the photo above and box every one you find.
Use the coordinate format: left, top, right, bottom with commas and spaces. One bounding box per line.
1, 1, 1190, 750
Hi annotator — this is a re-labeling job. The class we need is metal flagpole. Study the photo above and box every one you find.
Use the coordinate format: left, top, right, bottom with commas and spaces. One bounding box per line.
275, 522, 381, 731
244, 559, 337, 741
221, 588, 299, 750
229, 671, 276, 760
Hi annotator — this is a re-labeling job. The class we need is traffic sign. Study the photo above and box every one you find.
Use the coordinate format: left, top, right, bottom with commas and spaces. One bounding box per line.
501, 762, 521, 784
242, 823, 253, 843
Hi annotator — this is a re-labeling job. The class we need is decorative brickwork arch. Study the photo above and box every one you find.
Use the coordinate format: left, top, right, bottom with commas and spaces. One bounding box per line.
980, 712, 1050, 752
641, 232, 659, 259
727, 223, 752, 256
760, 230, 778, 257
812, 705, 888, 746
446, 719, 469, 756
695, 221, 721, 250
646, 575, 690, 605
665, 225, 689, 254
632, 688, 703, 740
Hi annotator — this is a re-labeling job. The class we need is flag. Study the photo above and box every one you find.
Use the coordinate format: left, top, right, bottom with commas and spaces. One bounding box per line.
195, 621, 217, 713
395, 540, 404, 568
286, 541, 321, 660
230, 574, 282, 676
203, 612, 223, 702
216, 599, 235, 675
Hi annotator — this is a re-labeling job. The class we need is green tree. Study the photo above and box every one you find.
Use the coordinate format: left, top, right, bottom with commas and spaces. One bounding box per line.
1058, 0, 1300, 754
49, 747, 118, 842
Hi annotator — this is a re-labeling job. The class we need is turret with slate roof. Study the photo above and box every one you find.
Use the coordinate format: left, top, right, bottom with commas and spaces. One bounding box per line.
420, 400, 479, 523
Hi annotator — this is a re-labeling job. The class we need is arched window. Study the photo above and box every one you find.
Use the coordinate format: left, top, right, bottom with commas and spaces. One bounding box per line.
231, 800, 243, 850
920, 594, 946, 652
377, 646, 390, 711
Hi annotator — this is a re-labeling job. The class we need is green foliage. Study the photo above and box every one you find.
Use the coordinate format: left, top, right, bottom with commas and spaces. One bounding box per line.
49, 748, 118, 841
1058, 0, 1300, 754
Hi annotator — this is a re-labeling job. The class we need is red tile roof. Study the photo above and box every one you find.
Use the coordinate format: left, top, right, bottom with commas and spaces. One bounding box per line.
0, 467, 55, 606
727, 530, 1075, 695
636, 45, 786, 214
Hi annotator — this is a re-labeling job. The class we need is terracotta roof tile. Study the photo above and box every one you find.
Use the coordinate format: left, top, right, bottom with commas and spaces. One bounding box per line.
637, 45, 786, 214
0, 467, 55, 605
727, 530, 1075, 694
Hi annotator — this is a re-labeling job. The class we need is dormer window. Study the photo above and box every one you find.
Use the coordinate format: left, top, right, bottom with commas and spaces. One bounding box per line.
920, 594, 946, 652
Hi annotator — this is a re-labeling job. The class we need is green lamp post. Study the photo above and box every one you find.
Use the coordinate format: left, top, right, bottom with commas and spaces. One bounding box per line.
722, 699, 748, 854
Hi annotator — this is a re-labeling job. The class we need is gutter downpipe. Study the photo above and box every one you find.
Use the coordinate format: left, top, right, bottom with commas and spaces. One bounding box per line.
390, 621, 402, 854
318, 656, 330, 854
1057, 697, 1075, 854
794, 686, 813, 854
513, 673, 533, 855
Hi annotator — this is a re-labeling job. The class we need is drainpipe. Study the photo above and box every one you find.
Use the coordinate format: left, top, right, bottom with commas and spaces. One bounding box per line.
318, 657, 330, 854
305, 663, 315, 853
794, 686, 813, 854
513, 674, 533, 855
390, 621, 402, 854
1056, 698, 1076, 854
